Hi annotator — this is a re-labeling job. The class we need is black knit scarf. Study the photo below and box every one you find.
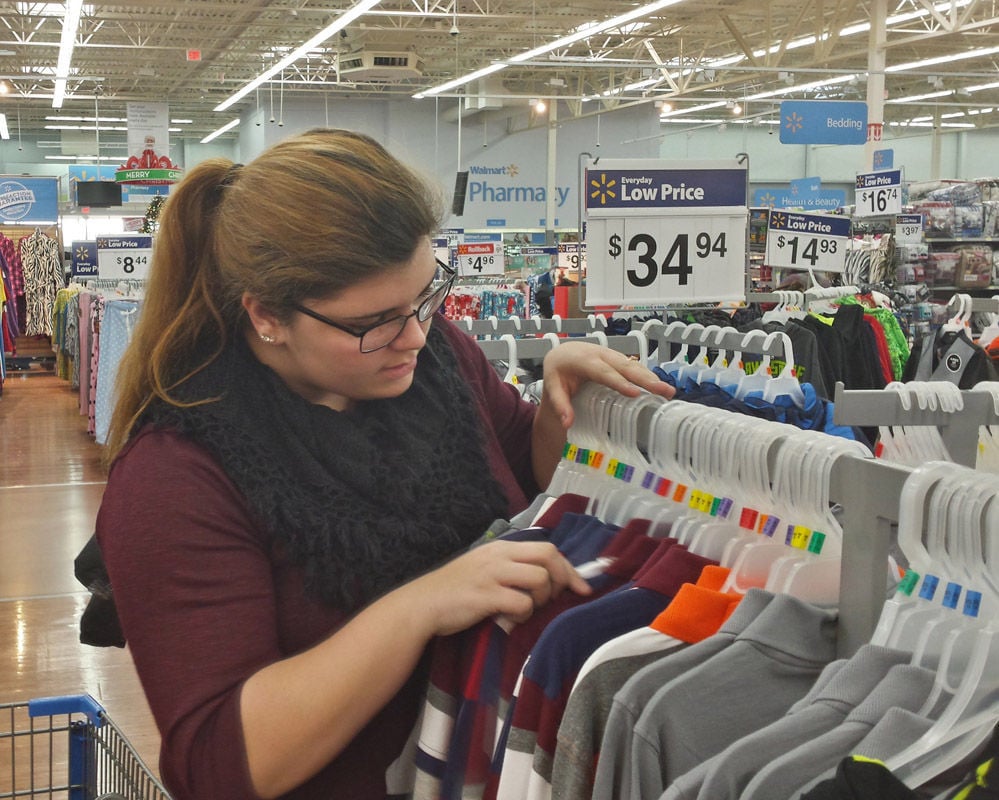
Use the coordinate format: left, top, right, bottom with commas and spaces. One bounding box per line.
143, 323, 510, 611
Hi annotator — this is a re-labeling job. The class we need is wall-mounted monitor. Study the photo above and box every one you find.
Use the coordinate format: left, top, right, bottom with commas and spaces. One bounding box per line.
76, 181, 123, 207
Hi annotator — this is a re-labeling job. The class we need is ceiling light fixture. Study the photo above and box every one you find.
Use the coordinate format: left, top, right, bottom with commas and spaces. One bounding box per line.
201, 118, 240, 144
413, 0, 687, 99
52, 0, 84, 108
0, 114, 9, 140
533, 98, 547, 113
215, 0, 381, 112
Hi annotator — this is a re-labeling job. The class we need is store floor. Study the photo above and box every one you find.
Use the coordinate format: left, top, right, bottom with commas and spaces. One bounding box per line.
0, 370, 161, 778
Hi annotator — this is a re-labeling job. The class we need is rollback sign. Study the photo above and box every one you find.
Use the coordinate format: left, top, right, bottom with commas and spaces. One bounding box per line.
584, 159, 749, 306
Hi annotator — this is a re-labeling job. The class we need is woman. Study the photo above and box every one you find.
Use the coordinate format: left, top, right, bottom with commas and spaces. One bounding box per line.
96, 128, 672, 800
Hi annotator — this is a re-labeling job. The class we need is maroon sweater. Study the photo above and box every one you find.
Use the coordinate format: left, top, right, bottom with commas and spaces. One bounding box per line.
96, 320, 538, 800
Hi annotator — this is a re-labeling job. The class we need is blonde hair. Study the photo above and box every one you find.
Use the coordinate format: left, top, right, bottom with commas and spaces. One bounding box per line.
104, 128, 445, 463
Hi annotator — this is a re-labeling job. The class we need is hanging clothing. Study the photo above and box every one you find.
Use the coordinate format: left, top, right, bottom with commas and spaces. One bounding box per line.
19, 229, 63, 337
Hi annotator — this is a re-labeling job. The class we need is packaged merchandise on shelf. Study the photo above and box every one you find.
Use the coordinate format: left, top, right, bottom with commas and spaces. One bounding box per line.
927, 251, 960, 286
954, 204, 984, 237
916, 201, 956, 238
984, 201, 999, 237
955, 246, 993, 288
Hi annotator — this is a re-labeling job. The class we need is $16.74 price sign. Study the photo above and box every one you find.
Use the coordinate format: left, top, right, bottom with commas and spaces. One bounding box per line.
765, 210, 850, 273
96, 234, 153, 280
854, 169, 903, 218
456, 241, 504, 277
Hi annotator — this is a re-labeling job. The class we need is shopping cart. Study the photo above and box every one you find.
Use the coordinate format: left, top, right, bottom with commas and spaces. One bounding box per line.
1, 694, 171, 799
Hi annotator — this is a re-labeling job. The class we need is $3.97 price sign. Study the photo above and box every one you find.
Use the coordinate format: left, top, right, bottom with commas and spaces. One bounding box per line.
456, 242, 504, 277
765, 210, 850, 273
95, 234, 154, 280
586, 214, 746, 305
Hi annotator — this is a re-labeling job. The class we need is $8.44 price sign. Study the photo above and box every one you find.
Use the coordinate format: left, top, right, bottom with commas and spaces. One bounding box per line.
765, 210, 850, 273
456, 242, 504, 277
586, 215, 746, 305
95, 234, 154, 280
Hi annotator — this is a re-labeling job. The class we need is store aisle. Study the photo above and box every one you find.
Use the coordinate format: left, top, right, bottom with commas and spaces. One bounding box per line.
0, 371, 161, 777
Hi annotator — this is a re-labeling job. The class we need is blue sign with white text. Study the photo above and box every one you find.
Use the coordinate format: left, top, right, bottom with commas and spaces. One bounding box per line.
585, 168, 747, 210
873, 149, 894, 169
71, 241, 99, 277
779, 101, 868, 145
753, 188, 847, 211
0, 177, 59, 223
768, 210, 852, 239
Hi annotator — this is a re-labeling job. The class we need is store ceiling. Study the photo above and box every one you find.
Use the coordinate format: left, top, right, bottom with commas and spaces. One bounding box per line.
0, 0, 996, 153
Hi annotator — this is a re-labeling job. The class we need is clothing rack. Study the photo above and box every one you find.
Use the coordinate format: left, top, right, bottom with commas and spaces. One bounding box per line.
831, 380, 999, 468
587, 387, 911, 657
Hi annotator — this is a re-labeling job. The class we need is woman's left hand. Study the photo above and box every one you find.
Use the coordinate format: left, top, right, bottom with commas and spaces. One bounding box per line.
540, 340, 675, 430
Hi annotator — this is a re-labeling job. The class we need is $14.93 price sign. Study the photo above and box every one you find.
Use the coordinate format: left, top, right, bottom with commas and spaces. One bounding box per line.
456, 242, 504, 277
586, 215, 746, 305
855, 169, 903, 217
95, 234, 153, 280
765, 210, 850, 273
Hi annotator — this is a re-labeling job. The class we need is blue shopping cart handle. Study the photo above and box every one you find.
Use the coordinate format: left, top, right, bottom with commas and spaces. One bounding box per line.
28, 694, 105, 726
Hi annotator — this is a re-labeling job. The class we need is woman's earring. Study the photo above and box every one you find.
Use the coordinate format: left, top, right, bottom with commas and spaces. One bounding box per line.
259, 332, 276, 344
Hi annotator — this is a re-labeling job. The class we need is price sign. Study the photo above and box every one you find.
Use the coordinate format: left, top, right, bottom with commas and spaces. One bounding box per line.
584, 159, 748, 305
456, 241, 504, 277
432, 236, 451, 267
558, 242, 586, 271
96, 234, 153, 280
765, 210, 850, 272
855, 169, 903, 217
895, 214, 923, 244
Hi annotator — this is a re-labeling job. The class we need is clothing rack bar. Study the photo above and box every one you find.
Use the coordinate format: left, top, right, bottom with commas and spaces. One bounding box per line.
642, 319, 787, 359
454, 316, 608, 337
832, 381, 997, 468
475, 333, 641, 361
830, 456, 911, 657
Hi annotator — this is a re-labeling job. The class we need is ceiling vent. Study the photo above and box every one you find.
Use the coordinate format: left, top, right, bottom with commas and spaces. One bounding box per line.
338, 50, 422, 81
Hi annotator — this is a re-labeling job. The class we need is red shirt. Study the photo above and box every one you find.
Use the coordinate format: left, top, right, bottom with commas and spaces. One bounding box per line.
96, 319, 538, 800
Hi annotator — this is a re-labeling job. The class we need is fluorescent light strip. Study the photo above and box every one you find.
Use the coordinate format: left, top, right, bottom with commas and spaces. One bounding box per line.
508, 0, 684, 63
887, 45, 999, 73
215, 0, 381, 112
52, 0, 84, 108
414, 0, 685, 98
202, 118, 240, 144
0, 114, 8, 140
413, 63, 508, 99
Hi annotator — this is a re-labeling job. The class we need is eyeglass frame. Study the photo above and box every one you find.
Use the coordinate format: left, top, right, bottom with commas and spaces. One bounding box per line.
289, 258, 457, 353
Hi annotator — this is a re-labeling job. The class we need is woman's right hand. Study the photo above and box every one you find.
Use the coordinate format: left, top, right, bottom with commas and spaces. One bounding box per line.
407, 540, 592, 637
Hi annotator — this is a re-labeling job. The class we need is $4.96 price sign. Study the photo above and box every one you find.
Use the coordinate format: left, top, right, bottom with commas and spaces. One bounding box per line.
95, 234, 153, 280
854, 169, 903, 217
456, 242, 504, 277
765, 210, 850, 273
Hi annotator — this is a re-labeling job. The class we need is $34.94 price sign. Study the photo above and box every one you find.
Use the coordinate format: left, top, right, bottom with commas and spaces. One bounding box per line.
456, 242, 504, 277
95, 234, 153, 280
765, 210, 850, 273
586, 214, 746, 305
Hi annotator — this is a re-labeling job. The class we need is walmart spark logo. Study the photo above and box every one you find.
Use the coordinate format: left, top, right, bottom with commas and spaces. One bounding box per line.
506, 164, 519, 177
589, 173, 617, 205
75, 245, 91, 261
784, 111, 804, 134
758, 192, 777, 208
771, 212, 788, 229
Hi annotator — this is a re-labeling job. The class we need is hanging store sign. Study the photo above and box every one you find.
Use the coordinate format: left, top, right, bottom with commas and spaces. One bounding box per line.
96, 234, 153, 280
71, 241, 99, 278
456, 241, 504, 277
116, 102, 182, 185
584, 159, 748, 305
854, 169, 903, 217
765, 210, 850, 273
558, 243, 585, 271
0, 177, 59, 223
778, 101, 868, 145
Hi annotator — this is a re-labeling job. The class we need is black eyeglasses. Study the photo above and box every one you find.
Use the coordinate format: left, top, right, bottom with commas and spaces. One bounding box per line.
291, 258, 457, 353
